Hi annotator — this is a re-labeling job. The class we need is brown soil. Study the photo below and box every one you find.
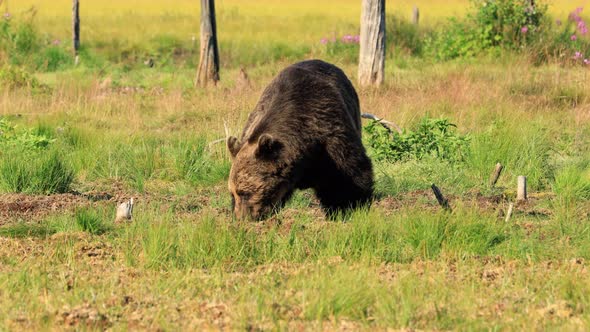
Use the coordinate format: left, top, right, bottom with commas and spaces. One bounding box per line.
0, 188, 553, 227
0, 193, 89, 224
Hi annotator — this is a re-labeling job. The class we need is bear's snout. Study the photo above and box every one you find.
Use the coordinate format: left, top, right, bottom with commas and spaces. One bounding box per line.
234, 202, 267, 221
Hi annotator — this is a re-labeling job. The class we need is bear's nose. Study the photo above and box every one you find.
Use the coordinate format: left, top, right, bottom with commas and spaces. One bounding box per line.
235, 204, 254, 221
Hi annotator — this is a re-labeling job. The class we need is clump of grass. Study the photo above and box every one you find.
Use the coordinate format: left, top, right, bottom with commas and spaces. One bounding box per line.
0, 150, 75, 194
0, 223, 55, 238
467, 120, 553, 190
178, 138, 230, 186
75, 208, 107, 234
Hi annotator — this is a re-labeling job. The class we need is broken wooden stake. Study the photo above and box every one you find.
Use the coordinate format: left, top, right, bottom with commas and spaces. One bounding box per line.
412, 6, 420, 25
431, 184, 451, 212
517, 176, 527, 201
489, 162, 504, 188
115, 198, 134, 223
361, 113, 403, 134
72, 0, 80, 61
504, 203, 514, 222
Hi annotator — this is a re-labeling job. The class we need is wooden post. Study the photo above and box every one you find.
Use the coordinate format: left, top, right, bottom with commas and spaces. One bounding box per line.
358, 0, 385, 87
489, 162, 504, 188
412, 6, 420, 25
115, 198, 134, 223
504, 203, 514, 222
72, 0, 80, 65
195, 0, 220, 87
431, 184, 451, 212
517, 176, 527, 201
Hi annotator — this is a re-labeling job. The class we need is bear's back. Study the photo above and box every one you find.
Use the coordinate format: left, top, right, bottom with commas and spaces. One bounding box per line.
241, 60, 361, 144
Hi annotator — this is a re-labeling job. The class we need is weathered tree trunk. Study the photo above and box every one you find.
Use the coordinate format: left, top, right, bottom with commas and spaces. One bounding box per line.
412, 6, 420, 25
517, 176, 527, 201
195, 0, 220, 87
358, 0, 385, 87
72, 0, 80, 64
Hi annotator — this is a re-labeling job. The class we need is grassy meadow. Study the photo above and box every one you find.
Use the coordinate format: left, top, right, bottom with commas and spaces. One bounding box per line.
1, 0, 590, 330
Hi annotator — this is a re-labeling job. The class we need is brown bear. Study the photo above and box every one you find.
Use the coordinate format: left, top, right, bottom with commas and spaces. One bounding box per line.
227, 60, 373, 220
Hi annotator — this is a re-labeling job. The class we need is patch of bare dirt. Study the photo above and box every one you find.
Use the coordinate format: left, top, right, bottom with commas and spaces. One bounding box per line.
0, 194, 88, 224
58, 303, 111, 330
375, 189, 552, 219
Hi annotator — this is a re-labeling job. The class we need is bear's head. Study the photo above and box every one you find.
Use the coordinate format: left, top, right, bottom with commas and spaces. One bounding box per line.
227, 134, 293, 220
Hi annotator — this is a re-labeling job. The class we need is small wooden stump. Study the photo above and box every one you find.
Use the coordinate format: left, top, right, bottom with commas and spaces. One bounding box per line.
431, 184, 451, 212
489, 163, 504, 188
517, 176, 527, 201
115, 198, 134, 223
504, 203, 514, 222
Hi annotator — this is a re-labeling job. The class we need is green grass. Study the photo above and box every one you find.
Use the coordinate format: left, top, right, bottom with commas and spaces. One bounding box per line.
0, 0, 589, 329
0, 149, 75, 194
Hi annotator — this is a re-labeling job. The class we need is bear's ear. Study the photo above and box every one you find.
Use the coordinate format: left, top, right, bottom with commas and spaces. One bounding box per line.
255, 134, 283, 159
227, 136, 240, 159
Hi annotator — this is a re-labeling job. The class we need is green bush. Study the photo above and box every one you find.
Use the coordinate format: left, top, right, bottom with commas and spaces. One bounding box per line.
425, 0, 547, 60
364, 117, 471, 162
0, 9, 40, 66
528, 7, 590, 65
472, 0, 546, 48
0, 118, 54, 148
34, 45, 72, 72
425, 18, 492, 60
0, 65, 45, 91
386, 15, 425, 56
1, 10, 72, 71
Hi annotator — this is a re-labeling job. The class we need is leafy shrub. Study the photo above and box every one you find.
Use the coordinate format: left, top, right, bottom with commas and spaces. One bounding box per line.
0, 118, 54, 148
472, 0, 546, 48
0, 65, 45, 90
35, 45, 72, 71
425, 18, 492, 60
386, 15, 425, 56
0, 8, 40, 66
364, 117, 470, 162
529, 7, 590, 65
1, 10, 71, 71
425, 0, 547, 60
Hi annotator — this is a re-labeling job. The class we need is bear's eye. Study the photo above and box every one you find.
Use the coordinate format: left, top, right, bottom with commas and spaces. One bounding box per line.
236, 191, 251, 200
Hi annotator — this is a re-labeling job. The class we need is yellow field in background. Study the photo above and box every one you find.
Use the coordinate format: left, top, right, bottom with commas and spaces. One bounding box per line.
4, 0, 590, 46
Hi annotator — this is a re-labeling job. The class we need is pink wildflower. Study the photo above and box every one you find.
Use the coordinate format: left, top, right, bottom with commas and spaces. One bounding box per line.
521, 26, 529, 34
320, 38, 328, 45
584, 59, 590, 65
571, 34, 578, 41
574, 51, 583, 59
578, 21, 588, 35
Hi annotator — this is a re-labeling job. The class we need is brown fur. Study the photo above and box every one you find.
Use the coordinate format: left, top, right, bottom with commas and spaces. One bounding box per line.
227, 60, 373, 220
